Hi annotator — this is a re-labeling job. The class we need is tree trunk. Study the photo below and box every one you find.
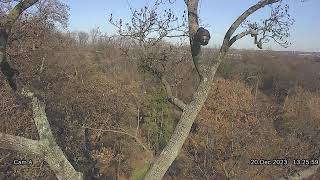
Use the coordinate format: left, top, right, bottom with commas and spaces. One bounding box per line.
144, 0, 283, 178
144, 54, 224, 179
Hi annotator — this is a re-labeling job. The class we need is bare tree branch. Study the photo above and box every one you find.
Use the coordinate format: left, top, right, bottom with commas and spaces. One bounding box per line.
110, 1, 188, 112
0, 88, 83, 180
238, 2, 294, 49
0, 1, 84, 179
142, 63, 186, 111
161, 77, 186, 110
19, 88, 83, 179
2, 0, 39, 28
229, 30, 252, 47
221, 0, 280, 52
82, 126, 154, 158
0, 132, 43, 155
0, 0, 39, 90
20, 89, 55, 141
109, 2, 187, 48
187, 0, 202, 80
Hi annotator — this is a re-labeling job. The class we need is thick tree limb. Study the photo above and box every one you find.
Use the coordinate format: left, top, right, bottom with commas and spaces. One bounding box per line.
20, 88, 82, 179
187, 0, 203, 80
229, 30, 252, 47
0, 132, 43, 155
20, 89, 56, 141
229, 29, 262, 49
144, 52, 225, 180
3, 0, 39, 28
0, 1, 83, 179
0, 0, 39, 89
0, 88, 83, 180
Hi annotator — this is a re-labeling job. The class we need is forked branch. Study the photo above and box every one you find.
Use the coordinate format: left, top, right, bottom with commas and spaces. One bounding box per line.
0, 88, 83, 180
221, 0, 280, 52
161, 77, 186, 110
1, 0, 39, 29
0, 132, 43, 155
142, 63, 186, 111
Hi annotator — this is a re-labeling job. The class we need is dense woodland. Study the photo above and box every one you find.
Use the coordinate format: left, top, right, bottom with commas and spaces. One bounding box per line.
1, 0, 320, 179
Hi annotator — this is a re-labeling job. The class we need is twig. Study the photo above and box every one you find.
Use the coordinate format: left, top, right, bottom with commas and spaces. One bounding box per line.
82, 126, 153, 157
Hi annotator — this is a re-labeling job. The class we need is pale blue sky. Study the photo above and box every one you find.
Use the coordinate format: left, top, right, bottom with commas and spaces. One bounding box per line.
65, 0, 320, 52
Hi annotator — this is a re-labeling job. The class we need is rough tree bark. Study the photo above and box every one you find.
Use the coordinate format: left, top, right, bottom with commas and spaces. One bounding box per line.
144, 0, 287, 179
0, 89, 83, 179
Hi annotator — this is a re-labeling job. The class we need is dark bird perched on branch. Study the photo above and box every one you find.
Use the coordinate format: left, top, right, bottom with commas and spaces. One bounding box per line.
0, 61, 19, 91
191, 27, 211, 57
195, 27, 211, 46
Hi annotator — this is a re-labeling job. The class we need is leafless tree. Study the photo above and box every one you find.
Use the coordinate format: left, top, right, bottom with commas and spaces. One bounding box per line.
109, 0, 187, 48
78, 31, 89, 46
90, 26, 102, 45
109, 0, 188, 107
0, 1, 82, 179
110, 0, 312, 179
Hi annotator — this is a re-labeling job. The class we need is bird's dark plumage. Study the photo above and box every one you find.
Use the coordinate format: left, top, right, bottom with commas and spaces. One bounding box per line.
195, 27, 211, 46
